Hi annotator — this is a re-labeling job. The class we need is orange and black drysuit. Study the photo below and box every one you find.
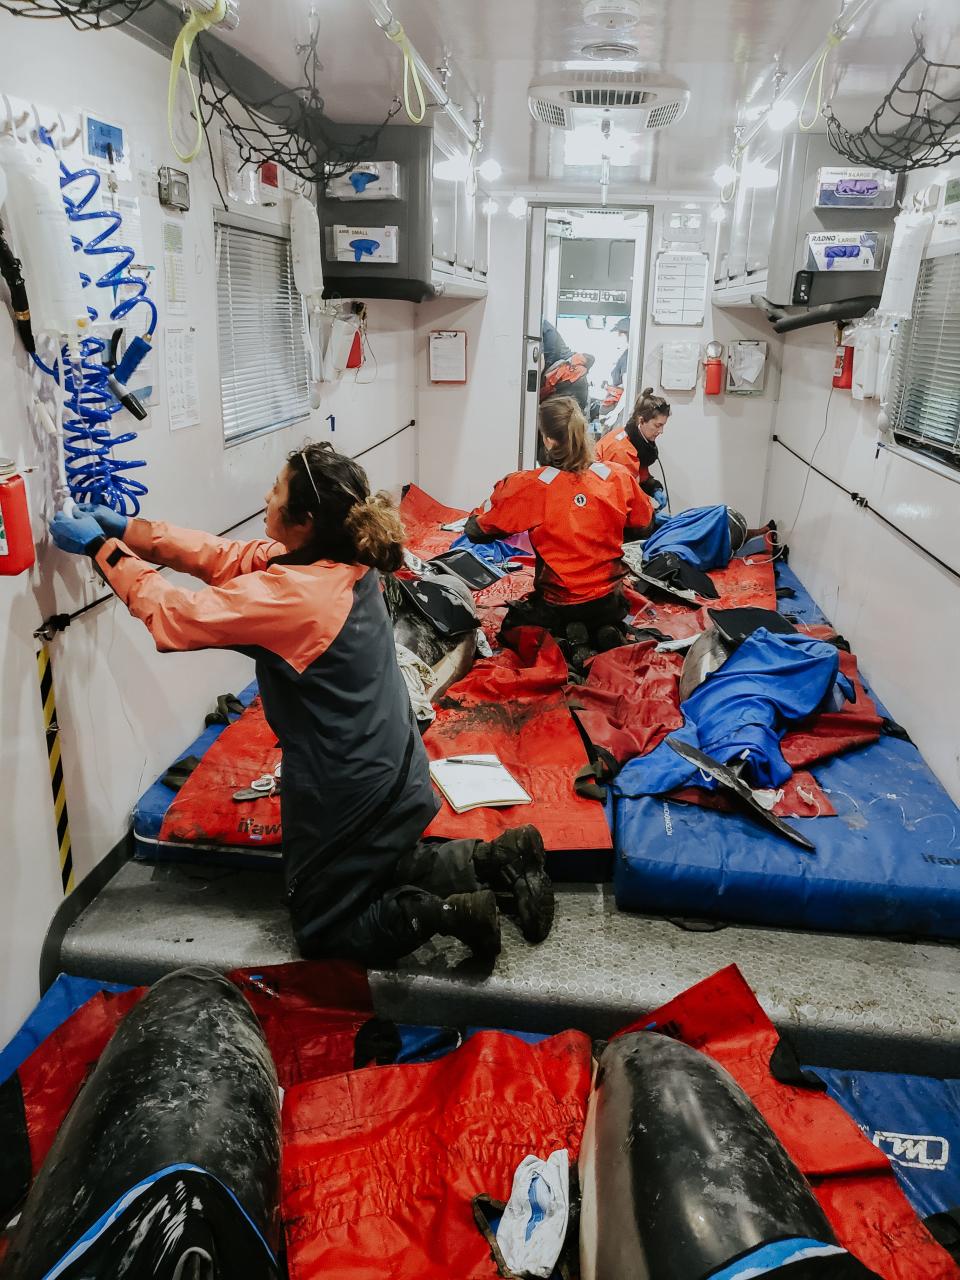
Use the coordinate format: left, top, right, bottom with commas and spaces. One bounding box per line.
465, 460, 653, 632
88, 521, 486, 964
595, 421, 662, 496
539, 319, 593, 412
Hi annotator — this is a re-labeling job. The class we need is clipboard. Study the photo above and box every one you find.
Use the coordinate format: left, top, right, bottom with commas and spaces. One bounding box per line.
429, 329, 468, 383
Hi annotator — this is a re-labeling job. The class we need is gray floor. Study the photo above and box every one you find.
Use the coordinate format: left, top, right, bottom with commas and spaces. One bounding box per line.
58, 859, 960, 1074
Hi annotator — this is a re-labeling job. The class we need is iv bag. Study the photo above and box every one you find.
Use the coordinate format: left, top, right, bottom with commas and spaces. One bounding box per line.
0, 135, 88, 340
291, 192, 325, 299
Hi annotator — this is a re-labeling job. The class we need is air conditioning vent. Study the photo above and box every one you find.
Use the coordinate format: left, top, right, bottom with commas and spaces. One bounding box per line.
645, 101, 686, 129
530, 99, 571, 128
563, 87, 652, 107
528, 71, 690, 132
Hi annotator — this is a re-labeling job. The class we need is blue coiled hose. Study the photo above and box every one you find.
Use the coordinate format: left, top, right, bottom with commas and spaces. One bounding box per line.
34, 129, 157, 515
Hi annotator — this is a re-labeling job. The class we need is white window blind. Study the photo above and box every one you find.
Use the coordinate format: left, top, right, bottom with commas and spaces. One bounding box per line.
889, 251, 960, 466
216, 218, 309, 444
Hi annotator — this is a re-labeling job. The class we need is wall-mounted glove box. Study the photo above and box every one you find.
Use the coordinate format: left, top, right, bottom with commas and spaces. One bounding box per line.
325, 162, 401, 201
327, 225, 399, 264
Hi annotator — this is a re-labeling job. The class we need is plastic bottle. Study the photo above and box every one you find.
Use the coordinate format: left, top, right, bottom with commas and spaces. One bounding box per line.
0, 458, 36, 575
0, 135, 89, 341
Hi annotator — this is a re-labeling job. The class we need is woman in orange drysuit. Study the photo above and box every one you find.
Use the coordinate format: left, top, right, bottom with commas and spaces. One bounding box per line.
595, 387, 671, 505
464, 397, 654, 649
49, 444, 554, 962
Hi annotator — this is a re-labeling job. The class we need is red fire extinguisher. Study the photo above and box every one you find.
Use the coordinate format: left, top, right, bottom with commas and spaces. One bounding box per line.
833, 326, 854, 390
0, 457, 35, 576
704, 341, 724, 396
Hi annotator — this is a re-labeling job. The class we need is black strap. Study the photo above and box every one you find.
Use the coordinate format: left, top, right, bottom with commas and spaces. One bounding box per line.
881, 717, 913, 743
924, 1209, 960, 1263
352, 1017, 403, 1068
161, 754, 202, 791
768, 1036, 827, 1092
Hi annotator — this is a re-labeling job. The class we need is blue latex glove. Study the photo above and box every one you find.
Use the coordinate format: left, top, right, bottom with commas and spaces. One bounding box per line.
50, 509, 106, 556
649, 485, 667, 512
76, 502, 128, 540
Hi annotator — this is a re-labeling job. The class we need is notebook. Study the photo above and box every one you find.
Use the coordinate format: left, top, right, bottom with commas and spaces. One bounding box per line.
428, 755, 532, 814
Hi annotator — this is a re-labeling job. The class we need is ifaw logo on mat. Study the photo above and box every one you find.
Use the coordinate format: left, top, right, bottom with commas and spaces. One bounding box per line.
872, 1130, 950, 1170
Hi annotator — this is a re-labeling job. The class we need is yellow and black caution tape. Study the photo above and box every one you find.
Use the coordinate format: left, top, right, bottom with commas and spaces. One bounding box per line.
37, 644, 75, 896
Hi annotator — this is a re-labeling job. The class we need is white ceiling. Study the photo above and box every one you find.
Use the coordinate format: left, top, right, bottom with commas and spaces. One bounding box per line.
206, 0, 953, 198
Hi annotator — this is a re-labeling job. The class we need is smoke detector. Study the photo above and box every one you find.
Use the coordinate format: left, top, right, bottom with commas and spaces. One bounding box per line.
582, 0, 643, 30
528, 71, 690, 131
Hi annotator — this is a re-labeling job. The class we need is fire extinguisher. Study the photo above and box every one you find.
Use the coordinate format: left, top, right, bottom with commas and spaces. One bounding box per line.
833, 325, 854, 390
704, 340, 724, 395
0, 457, 36, 576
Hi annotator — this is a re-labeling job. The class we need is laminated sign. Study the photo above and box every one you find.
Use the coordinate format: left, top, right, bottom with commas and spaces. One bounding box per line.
804, 231, 880, 272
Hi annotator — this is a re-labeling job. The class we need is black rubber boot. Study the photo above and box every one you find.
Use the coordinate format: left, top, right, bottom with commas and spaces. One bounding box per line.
440, 890, 502, 960
565, 621, 590, 647
474, 825, 555, 944
595, 624, 625, 652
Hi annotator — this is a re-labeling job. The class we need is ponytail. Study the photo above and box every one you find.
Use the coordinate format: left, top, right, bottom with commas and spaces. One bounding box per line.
626, 388, 672, 432
276, 441, 406, 570
344, 492, 406, 572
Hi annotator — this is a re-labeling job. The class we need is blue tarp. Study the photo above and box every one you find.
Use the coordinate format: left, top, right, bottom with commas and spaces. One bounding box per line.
450, 533, 526, 567
613, 564, 960, 938
0, 974, 129, 1084
813, 1067, 960, 1219
642, 504, 732, 570
613, 629, 846, 794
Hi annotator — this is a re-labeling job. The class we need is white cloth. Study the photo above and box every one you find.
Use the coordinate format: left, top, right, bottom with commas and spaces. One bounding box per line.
395, 642, 435, 725
495, 1149, 570, 1279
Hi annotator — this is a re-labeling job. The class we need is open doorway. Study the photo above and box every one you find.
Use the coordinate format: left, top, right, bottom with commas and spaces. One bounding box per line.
520, 206, 652, 468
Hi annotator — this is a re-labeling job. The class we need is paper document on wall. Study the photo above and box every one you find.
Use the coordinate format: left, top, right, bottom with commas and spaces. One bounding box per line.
165, 326, 200, 431
429, 330, 467, 382
660, 341, 700, 390
162, 220, 187, 316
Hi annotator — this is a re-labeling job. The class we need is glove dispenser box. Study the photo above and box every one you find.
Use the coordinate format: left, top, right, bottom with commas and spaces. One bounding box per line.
327, 225, 399, 264
325, 162, 401, 201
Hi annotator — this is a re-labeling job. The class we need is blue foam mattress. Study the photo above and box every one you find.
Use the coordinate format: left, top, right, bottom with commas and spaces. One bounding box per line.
613, 560, 960, 939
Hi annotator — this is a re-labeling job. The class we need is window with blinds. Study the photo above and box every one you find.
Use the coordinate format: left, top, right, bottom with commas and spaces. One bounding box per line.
215, 216, 309, 445
888, 250, 960, 468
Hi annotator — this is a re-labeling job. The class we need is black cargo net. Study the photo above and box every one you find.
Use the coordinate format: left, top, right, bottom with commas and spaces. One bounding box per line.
825, 31, 960, 172
0, 0, 155, 29
196, 26, 402, 185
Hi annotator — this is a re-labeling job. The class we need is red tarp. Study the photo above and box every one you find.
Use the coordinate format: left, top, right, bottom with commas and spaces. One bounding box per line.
159, 696, 281, 848
398, 484, 464, 560
230, 962, 374, 1089
281, 1029, 593, 1280
616, 967, 960, 1280
424, 628, 613, 851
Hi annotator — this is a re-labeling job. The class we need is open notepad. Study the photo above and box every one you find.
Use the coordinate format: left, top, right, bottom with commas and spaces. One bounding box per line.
429, 755, 532, 814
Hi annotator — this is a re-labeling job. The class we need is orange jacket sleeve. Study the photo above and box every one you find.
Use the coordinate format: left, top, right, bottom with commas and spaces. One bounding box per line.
623, 473, 655, 538
469, 472, 545, 539
93, 539, 293, 656
122, 519, 284, 587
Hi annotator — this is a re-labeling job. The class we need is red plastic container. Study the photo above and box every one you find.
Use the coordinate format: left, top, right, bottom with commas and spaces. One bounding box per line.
0, 459, 36, 575
704, 357, 724, 395
833, 342, 854, 389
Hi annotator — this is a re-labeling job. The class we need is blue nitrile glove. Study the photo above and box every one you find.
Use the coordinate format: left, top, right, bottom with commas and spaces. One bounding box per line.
50, 509, 107, 556
76, 503, 128, 540
649, 484, 667, 512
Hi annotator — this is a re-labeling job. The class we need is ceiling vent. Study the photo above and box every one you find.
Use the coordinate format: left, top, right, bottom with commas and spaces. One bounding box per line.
581, 40, 640, 60
528, 71, 690, 131
582, 0, 644, 30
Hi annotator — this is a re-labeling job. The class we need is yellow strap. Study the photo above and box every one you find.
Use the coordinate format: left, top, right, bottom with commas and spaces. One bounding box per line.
798, 30, 843, 132
168, 0, 227, 164
387, 24, 426, 125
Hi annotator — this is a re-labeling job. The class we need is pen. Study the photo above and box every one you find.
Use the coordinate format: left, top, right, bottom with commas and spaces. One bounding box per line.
444, 757, 503, 767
